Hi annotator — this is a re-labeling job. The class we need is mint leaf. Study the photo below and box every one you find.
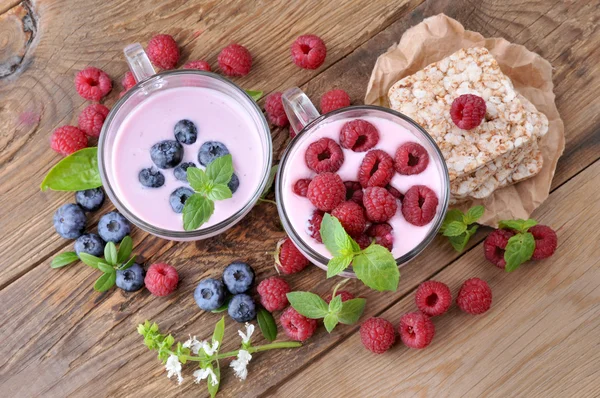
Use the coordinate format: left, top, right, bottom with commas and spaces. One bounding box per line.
323, 313, 339, 333
104, 242, 117, 265
337, 298, 367, 324
464, 205, 485, 224
245, 89, 263, 101
287, 291, 329, 319
440, 209, 463, 233
211, 297, 230, 313
187, 167, 210, 193
206, 154, 234, 186
183, 193, 214, 231
79, 252, 102, 269
504, 232, 535, 272
326, 254, 353, 278
353, 244, 399, 292
521, 219, 538, 231
448, 225, 478, 252
212, 316, 225, 346
117, 236, 133, 263
328, 294, 343, 314
261, 164, 279, 198
40, 147, 101, 191
206, 184, 232, 201
207, 364, 220, 398
118, 255, 137, 270
320, 213, 356, 257
257, 308, 277, 342
94, 272, 116, 292
51, 252, 79, 268
499, 218, 538, 233
98, 262, 115, 273
443, 221, 467, 237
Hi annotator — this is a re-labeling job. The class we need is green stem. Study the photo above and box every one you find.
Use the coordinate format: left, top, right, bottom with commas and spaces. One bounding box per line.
258, 198, 277, 205
181, 341, 302, 362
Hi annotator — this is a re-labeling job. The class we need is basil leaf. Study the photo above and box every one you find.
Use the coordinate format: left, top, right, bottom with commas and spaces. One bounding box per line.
207, 364, 220, 398
448, 225, 478, 252
440, 209, 463, 233
187, 167, 210, 193
118, 255, 136, 270
320, 213, 356, 257
287, 291, 329, 319
206, 184, 232, 201
464, 205, 485, 224
257, 308, 277, 342
337, 298, 367, 324
326, 254, 353, 278
323, 313, 339, 333
261, 164, 279, 198
183, 194, 214, 231
328, 294, 343, 314
442, 221, 467, 237
79, 252, 102, 269
212, 316, 225, 346
206, 154, 234, 186
51, 252, 79, 268
504, 232, 535, 272
98, 262, 115, 273
104, 242, 117, 265
94, 272, 116, 292
353, 244, 399, 292
245, 89, 263, 101
117, 236, 133, 263
41, 147, 101, 191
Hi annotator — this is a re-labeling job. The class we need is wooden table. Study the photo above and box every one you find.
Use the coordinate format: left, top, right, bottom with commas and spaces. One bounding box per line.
1, 0, 599, 397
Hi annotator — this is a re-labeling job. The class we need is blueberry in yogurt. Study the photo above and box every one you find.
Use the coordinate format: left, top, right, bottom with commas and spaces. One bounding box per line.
150, 140, 183, 169
169, 187, 195, 213
174, 119, 198, 145
198, 141, 229, 166
173, 162, 196, 182
139, 167, 165, 188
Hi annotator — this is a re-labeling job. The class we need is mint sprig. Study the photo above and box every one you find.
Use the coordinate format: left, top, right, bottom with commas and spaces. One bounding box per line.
41, 147, 101, 191
78, 235, 136, 292
439, 205, 485, 252
498, 218, 538, 272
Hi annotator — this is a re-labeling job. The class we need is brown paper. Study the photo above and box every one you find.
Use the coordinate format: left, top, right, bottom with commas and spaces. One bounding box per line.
365, 14, 565, 226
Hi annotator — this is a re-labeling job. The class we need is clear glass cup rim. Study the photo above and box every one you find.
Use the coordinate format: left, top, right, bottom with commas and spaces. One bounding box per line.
98, 69, 273, 240
275, 104, 450, 273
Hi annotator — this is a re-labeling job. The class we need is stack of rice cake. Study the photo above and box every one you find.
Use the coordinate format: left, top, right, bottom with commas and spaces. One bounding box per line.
388, 47, 548, 203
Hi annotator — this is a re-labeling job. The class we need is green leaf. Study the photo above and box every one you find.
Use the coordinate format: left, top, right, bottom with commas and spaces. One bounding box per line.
94, 272, 116, 292
261, 164, 279, 198
464, 205, 485, 224
118, 255, 136, 270
98, 262, 115, 273
353, 244, 399, 292
448, 225, 478, 252
206, 154, 234, 186
183, 194, 215, 231
326, 254, 353, 278
51, 252, 79, 268
79, 252, 102, 269
207, 364, 220, 398
320, 213, 356, 257
440, 209, 464, 232
104, 242, 117, 265
521, 219, 538, 232
337, 298, 367, 324
499, 218, 538, 233
187, 167, 210, 193
206, 184, 232, 201
117, 236, 133, 263
504, 232, 536, 272
212, 316, 225, 346
257, 308, 277, 342
287, 291, 329, 319
245, 89, 263, 101
323, 313, 339, 333
443, 221, 467, 237
211, 297, 231, 313
40, 147, 102, 191
328, 294, 343, 314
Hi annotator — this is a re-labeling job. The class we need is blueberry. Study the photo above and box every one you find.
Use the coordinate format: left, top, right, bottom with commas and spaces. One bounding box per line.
194, 278, 227, 311
222, 261, 254, 294
228, 173, 240, 194
98, 211, 131, 243
169, 187, 195, 213
116, 263, 146, 292
53, 204, 86, 239
151, 140, 184, 169
198, 141, 229, 166
74, 233, 105, 257
173, 162, 196, 182
174, 119, 198, 145
139, 167, 165, 188
75, 188, 105, 212
228, 294, 257, 323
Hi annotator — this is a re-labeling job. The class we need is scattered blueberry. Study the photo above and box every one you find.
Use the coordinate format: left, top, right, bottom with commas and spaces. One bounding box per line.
194, 278, 227, 311
173, 162, 196, 182
74, 233, 105, 257
198, 141, 229, 166
53, 204, 86, 239
222, 261, 254, 294
98, 211, 131, 243
228, 173, 240, 194
169, 187, 195, 213
75, 188, 105, 212
151, 140, 184, 169
116, 263, 146, 292
139, 167, 165, 188
174, 119, 198, 145
228, 294, 257, 323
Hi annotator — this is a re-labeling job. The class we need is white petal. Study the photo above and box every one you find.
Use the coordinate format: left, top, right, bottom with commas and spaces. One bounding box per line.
203, 341, 219, 356
165, 355, 183, 384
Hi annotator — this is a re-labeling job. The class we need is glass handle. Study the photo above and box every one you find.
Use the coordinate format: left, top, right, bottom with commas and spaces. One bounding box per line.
282, 87, 320, 137
124, 43, 156, 83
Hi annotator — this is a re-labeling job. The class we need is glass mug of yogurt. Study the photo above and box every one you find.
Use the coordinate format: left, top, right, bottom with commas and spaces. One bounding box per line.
276, 88, 450, 277
98, 44, 272, 241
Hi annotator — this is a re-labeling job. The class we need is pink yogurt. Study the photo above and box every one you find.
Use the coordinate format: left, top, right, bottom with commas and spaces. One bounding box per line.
111, 86, 263, 231
281, 115, 443, 259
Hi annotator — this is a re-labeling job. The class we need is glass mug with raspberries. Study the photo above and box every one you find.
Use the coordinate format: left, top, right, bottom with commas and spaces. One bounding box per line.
275, 87, 450, 277
98, 44, 272, 241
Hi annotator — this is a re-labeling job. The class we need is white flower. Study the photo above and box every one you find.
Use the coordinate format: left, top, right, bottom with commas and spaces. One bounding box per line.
202, 340, 219, 356
193, 367, 219, 386
230, 349, 252, 380
238, 323, 255, 345
165, 354, 183, 384
182, 335, 203, 354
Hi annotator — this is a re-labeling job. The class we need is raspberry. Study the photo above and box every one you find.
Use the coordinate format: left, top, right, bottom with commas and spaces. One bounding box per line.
280, 307, 317, 341
306, 172, 346, 212
307, 210, 324, 243
144, 263, 179, 296
344, 181, 364, 205
265, 92, 289, 127
395, 142, 429, 175
320, 89, 350, 113
340, 119, 379, 152
399, 312, 435, 349
331, 201, 366, 237
75, 67, 112, 101
276, 238, 310, 274
293, 178, 311, 197
415, 281, 452, 317
183, 60, 211, 71
386, 185, 404, 201
78, 104, 110, 137
147, 34, 180, 70
290, 34, 326, 70
366, 223, 394, 251
456, 278, 492, 315
401, 185, 438, 226
50, 126, 88, 156
121, 71, 136, 91
305, 137, 344, 173
360, 317, 396, 354
450, 94, 486, 130
363, 187, 398, 223
530, 225, 558, 260
355, 234, 372, 249
358, 149, 394, 188
484, 229, 515, 269
218, 43, 252, 76
257, 277, 290, 312
325, 290, 354, 303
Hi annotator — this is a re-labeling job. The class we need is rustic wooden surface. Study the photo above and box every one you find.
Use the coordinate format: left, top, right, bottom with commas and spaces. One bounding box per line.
0, 0, 599, 397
